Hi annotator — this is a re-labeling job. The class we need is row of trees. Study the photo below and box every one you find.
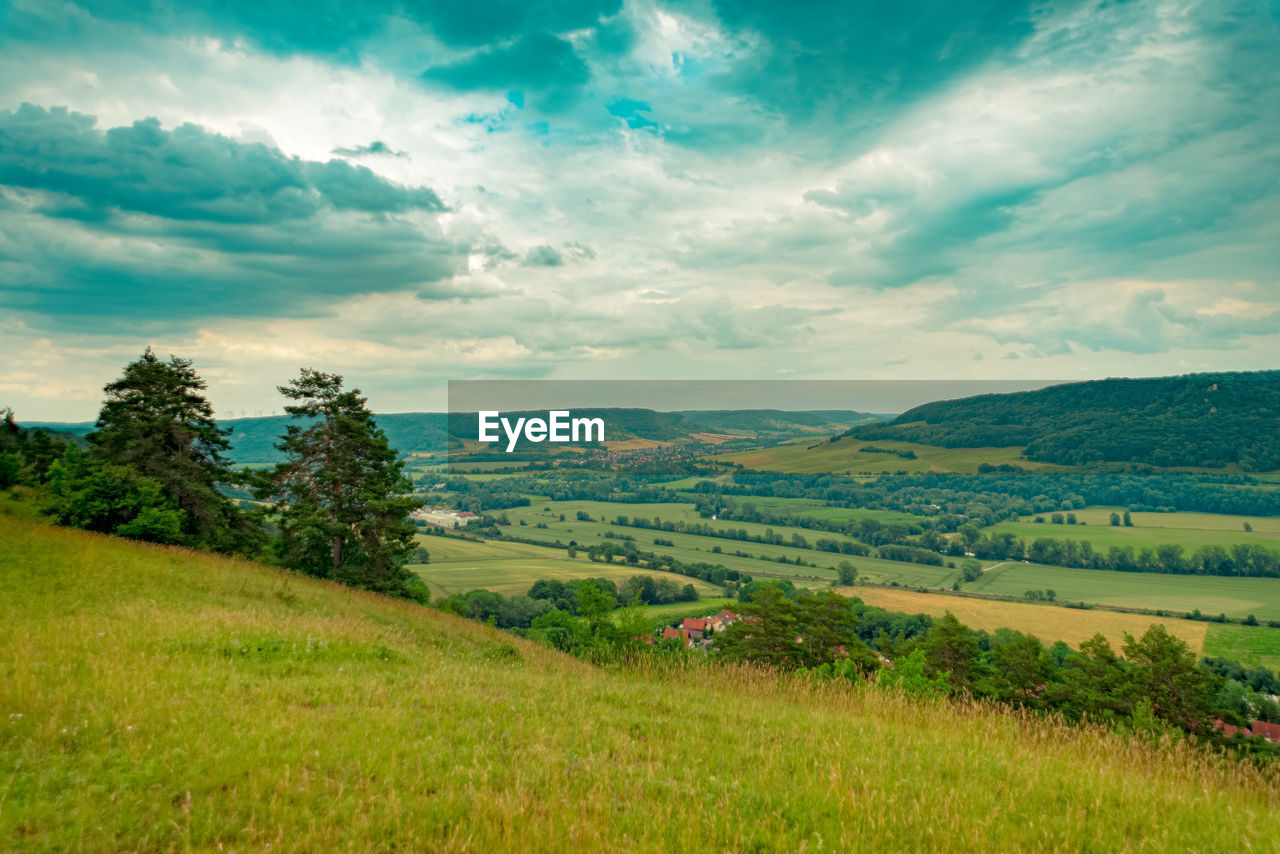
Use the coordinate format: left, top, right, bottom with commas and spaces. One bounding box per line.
0, 411, 67, 487
716, 582, 1280, 748
703, 470, 1280, 519
435, 577, 655, 663
973, 533, 1280, 578
10, 350, 425, 600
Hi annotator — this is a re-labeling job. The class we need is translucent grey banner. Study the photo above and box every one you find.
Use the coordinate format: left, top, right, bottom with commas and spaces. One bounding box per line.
443, 379, 1063, 472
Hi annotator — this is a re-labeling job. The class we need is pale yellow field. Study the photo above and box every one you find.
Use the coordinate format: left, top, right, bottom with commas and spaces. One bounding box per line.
841, 586, 1209, 652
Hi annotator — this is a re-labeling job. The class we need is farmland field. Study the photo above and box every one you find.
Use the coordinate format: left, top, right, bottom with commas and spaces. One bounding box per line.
720, 437, 1066, 474
1066, 508, 1280, 533
423, 497, 1280, 624
964, 563, 1280, 622
697, 494, 925, 527
842, 586, 1209, 652
1204, 623, 1280, 669
497, 500, 963, 586
988, 507, 1280, 552
411, 535, 725, 598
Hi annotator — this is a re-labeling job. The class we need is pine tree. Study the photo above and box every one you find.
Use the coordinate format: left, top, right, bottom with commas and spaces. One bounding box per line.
46, 350, 259, 552
261, 369, 423, 597
714, 582, 803, 669
0, 408, 23, 487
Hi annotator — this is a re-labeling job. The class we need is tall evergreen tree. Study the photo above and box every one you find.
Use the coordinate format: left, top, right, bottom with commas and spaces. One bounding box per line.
47, 349, 260, 552
0, 408, 24, 488
714, 582, 803, 669
260, 369, 423, 597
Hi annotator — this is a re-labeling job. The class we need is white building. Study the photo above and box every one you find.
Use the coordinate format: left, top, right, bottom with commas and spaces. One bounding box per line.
411, 508, 479, 529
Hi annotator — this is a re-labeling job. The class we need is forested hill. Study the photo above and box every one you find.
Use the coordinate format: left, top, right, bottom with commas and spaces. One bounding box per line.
25, 409, 880, 463
844, 371, 1280, 471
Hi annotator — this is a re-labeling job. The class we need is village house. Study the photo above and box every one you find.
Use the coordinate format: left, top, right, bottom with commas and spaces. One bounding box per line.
661, 628, 695, 649
1219, 719, 1280, 745
655, 611, 744, 651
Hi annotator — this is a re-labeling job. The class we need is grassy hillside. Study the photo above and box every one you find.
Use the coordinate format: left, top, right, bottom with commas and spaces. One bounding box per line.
3, 510, 1279, 850
848, 371, 1280, 471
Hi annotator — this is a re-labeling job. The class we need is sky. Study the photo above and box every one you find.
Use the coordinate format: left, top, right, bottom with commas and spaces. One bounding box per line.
1, 0, 1278, 420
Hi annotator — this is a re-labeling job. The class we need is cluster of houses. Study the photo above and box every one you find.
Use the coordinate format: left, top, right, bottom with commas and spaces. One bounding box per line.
411, 507, 479, 529
1218, 718, 1280, 745
573, 443, 716, 469
654, 609, 741, 649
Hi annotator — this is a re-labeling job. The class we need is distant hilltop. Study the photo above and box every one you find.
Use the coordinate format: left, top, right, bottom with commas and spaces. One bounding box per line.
845, 371, 1280, 471
23, 409, 884, 464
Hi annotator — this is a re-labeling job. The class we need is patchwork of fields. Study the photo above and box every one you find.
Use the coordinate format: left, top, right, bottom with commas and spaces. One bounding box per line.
720, 437, 1065, 474
413, 492, 1280, 655
496, 499, 966, 586
411, 536, 725, 598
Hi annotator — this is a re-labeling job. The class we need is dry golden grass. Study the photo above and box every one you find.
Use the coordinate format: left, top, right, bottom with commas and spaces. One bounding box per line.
842, 585, 1209, 652
3, 505, 1277, 851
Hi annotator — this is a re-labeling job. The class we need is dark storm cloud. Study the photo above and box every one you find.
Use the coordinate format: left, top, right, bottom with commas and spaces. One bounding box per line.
0, 104, 480, 325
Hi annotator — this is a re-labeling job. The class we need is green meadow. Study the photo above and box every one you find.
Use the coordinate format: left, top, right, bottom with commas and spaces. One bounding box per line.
411, 535, 724, 599
1204, 623, 1280, 670
497, 499, 962, 586
690, 493, 925, 526
988, 507, 1280, 552
4, 510, 1279, 851
965, 562, 1280, 622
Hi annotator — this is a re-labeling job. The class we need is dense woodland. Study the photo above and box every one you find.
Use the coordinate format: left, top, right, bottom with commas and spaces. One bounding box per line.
847, 371, 1280, 470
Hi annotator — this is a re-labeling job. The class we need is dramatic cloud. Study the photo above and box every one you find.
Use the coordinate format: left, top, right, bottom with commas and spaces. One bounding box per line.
0, 104, 485, 323
0, 0, 1277, 418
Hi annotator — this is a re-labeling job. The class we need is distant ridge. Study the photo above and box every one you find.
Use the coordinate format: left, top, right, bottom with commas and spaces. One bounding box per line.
25, 409, 883, 463
844, 371, 1280, 471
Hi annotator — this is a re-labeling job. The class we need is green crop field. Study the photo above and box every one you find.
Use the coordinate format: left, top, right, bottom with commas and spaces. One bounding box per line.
988, 507, 1280, 552
1204, 623, 1280, 669
4, 510, 1279, 850
964, 562, 1280, 622
497, 499, 963, 587
680, 494, 925, 527
411, 535, 725, 599
1068, 508, 1280, 534
719, 437, 1067, 474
